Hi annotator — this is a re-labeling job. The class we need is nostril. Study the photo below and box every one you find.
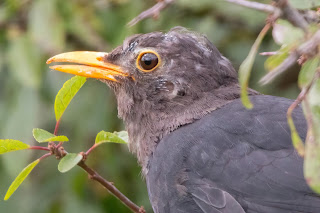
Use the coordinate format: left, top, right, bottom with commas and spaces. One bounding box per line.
177, 90, 186, 96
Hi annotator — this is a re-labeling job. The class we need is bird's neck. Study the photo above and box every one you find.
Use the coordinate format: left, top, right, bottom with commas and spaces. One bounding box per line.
117, 83, 259, 174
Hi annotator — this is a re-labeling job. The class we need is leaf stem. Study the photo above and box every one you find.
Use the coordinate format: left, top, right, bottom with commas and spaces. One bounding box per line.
55, 119, 63, 148
29, 146, 51, 151
85, 144, 97, 156
39, 153, 52, 161
54, 119, 61, 135
77, 161, 145, 213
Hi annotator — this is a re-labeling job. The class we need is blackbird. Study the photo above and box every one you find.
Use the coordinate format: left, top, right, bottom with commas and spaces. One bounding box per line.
47, 27, 320, 213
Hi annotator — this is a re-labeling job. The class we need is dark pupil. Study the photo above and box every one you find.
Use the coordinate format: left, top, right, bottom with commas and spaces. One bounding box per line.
140, 53, 158, 70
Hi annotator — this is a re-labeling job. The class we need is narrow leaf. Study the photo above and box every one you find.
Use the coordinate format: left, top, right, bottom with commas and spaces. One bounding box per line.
298, 57, 320, 89
32, 128, 68, 143
4, 159, 40, 200
304, 79, 320, 194
58, 153, 83, 173
264, 45, 290, 72
95, 131, 128, 145
287, 115, 304, 156
239, 24, 270, 109
0, 139, 30, 154
304, 131, 320, 194
54, 76, 86, 121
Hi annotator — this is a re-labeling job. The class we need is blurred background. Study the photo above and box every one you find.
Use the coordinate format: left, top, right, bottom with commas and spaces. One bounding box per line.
0, 0, 301, 212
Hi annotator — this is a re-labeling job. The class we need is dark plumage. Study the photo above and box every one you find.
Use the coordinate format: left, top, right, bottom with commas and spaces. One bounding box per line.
48, 27, 320, 212
148, 95, 320, 213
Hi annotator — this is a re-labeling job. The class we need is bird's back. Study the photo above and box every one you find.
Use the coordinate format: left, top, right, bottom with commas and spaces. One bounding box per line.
147, 95, 320, 213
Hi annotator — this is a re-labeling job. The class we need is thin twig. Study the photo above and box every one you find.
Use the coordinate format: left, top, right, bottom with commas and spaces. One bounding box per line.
273, 0, 309, 32
77, 161, 145, 213
260, 51, 278, 56
225, 0, 279, 14
260, 53, 298, 84
260, 29, 320, 84
128, 0, 175, 27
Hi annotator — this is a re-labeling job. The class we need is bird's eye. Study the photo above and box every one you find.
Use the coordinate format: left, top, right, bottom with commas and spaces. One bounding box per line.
136, 51, 160, 72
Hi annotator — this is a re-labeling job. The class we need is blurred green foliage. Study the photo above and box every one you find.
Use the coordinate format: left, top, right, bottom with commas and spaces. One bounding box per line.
0, 0, 301, 212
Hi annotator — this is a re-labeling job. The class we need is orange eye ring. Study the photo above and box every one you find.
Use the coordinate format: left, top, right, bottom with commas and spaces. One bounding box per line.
136, 50, 161, 72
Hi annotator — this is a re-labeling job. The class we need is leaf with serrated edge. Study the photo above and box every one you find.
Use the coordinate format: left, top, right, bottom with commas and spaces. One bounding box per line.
239, 24, 270, 109
4, 159, 40, 200
0, 139, 30, 154
54, 76, 86, 121
298, 57, 320, 89
32, 128, 68, 143
58, 153, 83, 173
95, 131, 128, 145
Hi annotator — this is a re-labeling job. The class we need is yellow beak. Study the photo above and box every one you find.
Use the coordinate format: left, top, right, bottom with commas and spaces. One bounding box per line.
46, 51, 127, 82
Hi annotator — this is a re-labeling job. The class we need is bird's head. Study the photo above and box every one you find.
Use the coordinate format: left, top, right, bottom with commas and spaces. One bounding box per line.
47, 27, 255, 171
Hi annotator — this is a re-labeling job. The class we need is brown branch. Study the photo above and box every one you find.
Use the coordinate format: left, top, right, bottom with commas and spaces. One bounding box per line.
225, 0, 280, 14
78, 161, 145, 213
48, 114, 143, 212
260, 29, 320, 84
273, 0, 309, 32
128, 0, 175, 27
36, 136, 144, 213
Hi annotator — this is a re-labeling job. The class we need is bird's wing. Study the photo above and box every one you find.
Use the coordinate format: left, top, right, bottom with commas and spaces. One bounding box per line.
147, 166, 245, 213
184, 96, 320, 212
190, 183, 245, 213
148, 96, 320, 213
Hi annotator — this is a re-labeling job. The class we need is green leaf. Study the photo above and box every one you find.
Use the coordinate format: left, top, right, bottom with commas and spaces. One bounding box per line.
308, 80, 320, 131
0, 139, 30, 154
264, 45, 290, 72
304, 79, 320, 194
54, 76, 86, 121
304, 139, 320, 194
287, 114, 304, 156
298, 57, 320, 89
95, 130, 128, 145
4, 159, 40, 200
58, 153, 83, 173
113, 131, 129, 144
239, 24, 270, 109
272, 19, 304, 46
32, 128, 69, 143
289, 0, 320, 9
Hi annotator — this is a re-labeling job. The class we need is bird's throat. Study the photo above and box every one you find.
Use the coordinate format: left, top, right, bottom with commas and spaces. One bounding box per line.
119, 83, 258, 175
